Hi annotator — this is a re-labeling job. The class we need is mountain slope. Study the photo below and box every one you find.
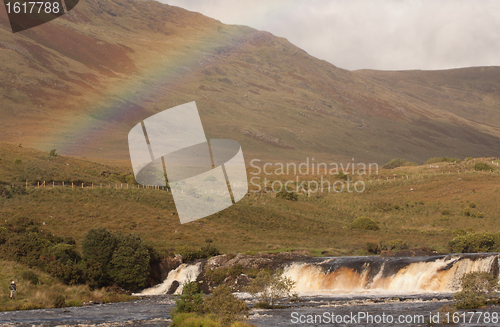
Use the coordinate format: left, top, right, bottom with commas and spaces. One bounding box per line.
1, 0, 499, 164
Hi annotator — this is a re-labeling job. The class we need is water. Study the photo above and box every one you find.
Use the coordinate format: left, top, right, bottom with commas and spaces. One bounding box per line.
3, 253, 500, 326
0, 296, 175, 326
2, 294, 500, 326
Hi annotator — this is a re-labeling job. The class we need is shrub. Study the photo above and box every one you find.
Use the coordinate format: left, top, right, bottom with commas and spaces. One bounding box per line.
276, 189, 298, 201
441, 209, 451, 216
474, 162, 492, 171
204, 284, 249, 326
463, 208, 471, 216
425, 157, 461, 164
448, 232, 500, 253
387, 239, 409, 252
21, 270, 39, 285
246, 270, 295, 306
350, 217, 380, 231
177, 244, 221, 262
177, 245, 200, 262
173, 281, 204, 314
454, 272, 499, 309
49, 149, 58, 157
382, 158, 408, 169
53, 295, 66, 308
465, 157, 474, 161
21, 270, 38, 285
206, 264, 244, 285
335, 172, 348, 180
365, 242, 380, 254
14, 158, 22, 164
469, 202, 476, 208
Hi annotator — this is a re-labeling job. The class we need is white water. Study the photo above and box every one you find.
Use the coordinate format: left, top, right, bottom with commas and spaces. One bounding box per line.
284, 254, 498, 296
139, 262, 202, 295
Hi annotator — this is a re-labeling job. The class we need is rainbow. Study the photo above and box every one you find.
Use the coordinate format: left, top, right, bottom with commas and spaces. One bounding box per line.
32, 7, 250, 159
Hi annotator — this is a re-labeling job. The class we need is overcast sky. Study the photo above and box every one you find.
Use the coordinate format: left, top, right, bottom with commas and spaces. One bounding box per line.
161, 0, 500, 71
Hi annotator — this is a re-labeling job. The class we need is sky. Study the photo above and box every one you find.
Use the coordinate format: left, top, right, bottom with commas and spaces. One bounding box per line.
161, 0, 500, 71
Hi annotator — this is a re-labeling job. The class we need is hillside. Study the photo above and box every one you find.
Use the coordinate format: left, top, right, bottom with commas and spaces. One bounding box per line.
0, 0, 500, 164
2, 143, 500, 255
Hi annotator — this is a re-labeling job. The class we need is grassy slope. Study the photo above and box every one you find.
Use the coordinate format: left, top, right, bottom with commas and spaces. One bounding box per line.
1, 143, 500, 256
0, 260, 131, 311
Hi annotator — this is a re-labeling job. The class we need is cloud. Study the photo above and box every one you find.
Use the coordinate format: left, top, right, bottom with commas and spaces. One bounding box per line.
161, 0, 500, 71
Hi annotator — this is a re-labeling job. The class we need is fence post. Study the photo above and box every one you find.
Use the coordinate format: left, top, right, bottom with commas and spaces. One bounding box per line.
26, 181, 28, 189
72, 182, 73, 189
81, 183, 83, 188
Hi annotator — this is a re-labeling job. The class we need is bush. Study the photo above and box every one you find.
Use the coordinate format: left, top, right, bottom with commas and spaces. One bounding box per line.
14, 158, 22, 164
49, 149, 58, 157
454, 272, 498, 309
206, 264, 244, 285
387, 239, 409, 252
350, 217, 380, 231
441, 209, 451, 216
204, 284, 249, 326
475, 162, 492, 171
246, 270, 295, 306
21, 270, 39, 285
53, 295, 66, 308
335, 172, 348, 180
365, 242, 380, 254
177, 244, 221, 262
276, 189, 298, 201
382, 158, 408, 169
448, 232, 500, 253
425, 157, 461, 164
174, 281, 204, 314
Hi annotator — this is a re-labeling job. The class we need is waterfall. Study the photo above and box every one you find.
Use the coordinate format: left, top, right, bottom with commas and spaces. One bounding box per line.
284, 253, 499, 295
139, 262, 202, 295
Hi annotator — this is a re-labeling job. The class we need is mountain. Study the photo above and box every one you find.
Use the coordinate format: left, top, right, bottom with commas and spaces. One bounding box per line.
1, 0, 499, 164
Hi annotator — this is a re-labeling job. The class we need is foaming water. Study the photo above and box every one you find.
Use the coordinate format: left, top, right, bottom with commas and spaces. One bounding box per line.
284, 254, 499, 296
139, 262, 202, 295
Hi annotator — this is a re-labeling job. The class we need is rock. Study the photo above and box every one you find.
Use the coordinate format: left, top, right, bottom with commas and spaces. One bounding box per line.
167, 280, 180, 294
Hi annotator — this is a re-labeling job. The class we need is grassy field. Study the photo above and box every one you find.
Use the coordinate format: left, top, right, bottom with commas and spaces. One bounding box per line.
1, 143, 500, 257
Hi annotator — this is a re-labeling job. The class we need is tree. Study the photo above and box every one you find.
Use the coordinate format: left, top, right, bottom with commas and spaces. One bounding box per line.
204, 284, 249, 326
82, 228, 118, 287
247, 270, 295, 306
454, 272, 499, 309
108, 233, 150, 290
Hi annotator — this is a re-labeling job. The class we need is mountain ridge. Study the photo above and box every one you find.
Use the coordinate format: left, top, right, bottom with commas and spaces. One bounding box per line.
0, 0, 499, 164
